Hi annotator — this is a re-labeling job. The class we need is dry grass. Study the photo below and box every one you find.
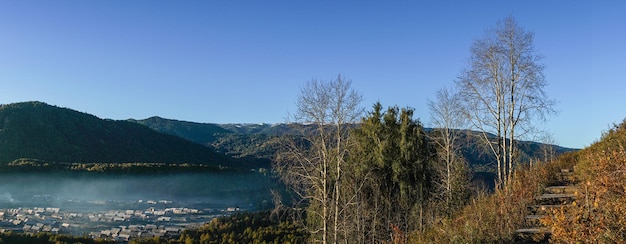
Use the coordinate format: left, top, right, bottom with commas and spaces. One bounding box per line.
412, 157, 573, 243
542, 120, 626, 243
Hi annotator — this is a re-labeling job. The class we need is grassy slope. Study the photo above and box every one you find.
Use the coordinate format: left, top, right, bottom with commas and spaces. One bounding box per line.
415, 156, 573, 243
415, 137, 577, 242
416, 119, 626, 243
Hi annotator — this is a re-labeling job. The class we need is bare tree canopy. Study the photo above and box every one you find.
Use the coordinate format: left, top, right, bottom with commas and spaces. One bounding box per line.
428, 88, 470, 215
275, 74, 363, 244
456, 16, 556, 186
295, 75, 364, 126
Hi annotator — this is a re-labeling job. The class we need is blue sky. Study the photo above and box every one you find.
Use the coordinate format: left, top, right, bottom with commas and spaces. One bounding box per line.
0, 1, 624, 149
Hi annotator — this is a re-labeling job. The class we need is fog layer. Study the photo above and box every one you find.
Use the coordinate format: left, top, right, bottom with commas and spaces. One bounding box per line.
0, 172, 274, 210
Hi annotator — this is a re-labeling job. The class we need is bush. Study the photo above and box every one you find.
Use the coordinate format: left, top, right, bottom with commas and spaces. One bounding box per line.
414, 157, 572, 243
543, 120, 626, 243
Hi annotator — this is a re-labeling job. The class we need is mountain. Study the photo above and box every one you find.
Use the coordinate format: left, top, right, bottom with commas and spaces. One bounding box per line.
133, 117, 577, 174
218, 123, 296, 135
453, 130, 576, 169
131, 119, 342, 162
0, 102, 238, 167
131, 118, 283, 162
130, 116, 233, 146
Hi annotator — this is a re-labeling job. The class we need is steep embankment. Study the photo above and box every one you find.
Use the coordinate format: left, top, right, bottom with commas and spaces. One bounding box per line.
0, 102, 237, 167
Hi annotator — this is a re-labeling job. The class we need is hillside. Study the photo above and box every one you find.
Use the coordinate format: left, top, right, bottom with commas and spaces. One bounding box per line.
218, 123, 297, 135
132, 118, 286, 162
133, 120, 348, 162
0, 102, 238, 167
418, 119, 626, 243
130, 116, 233, 146
133, 117, 576, 175
456, 130, 576, 169
541, 119, 626, 242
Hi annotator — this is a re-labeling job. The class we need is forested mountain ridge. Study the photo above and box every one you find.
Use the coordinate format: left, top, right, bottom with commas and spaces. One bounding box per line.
131, 117, 284, 163
0, 101, 572, 172
129, 116, 233, 146
0, 102, 239, 167
133, 116, 577, 175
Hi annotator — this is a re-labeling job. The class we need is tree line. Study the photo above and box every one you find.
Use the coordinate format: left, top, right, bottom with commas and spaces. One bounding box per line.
132, 210, 307, 244
274, 77, 472, 243
1, 159, 238, 174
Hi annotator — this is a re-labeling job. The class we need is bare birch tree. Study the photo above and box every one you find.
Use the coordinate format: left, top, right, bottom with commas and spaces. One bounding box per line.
456, 16, 556, 187
533, 132, 558, 166
428, 87, 470, 214
275, 74, 363, 244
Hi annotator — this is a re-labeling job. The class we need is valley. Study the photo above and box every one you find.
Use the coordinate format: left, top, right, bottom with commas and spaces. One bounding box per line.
0, 172, 275, 242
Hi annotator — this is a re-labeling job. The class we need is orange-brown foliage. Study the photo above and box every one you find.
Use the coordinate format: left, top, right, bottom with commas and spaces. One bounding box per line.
544, 119, 626, 243
413, 157, 571, 243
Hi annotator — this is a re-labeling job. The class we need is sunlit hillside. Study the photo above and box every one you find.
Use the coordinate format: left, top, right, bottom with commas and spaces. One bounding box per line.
543, 119, 626, 242
416, 119, 626, 243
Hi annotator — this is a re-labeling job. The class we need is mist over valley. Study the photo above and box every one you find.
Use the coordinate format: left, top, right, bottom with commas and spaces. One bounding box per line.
0, 172, 275, 240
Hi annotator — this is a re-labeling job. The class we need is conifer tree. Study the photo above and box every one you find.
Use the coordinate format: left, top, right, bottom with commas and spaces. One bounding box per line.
347, 103, 432, 242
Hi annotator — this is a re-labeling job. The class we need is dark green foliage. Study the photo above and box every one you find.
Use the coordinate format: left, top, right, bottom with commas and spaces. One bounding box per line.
346, 102, 433, 242
0, 231, 114, 244
0, 102, 239, 167
453, 130, 577, 190
454, 131, 575, 170
210, 124, 353, 165
0, 159, 233, 174
132, 211, 308, 244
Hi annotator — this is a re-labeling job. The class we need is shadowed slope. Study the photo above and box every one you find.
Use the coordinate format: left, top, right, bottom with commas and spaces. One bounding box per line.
0, 102, 238, 167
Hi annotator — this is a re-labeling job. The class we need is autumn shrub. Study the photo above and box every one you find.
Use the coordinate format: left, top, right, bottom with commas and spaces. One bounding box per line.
544, 120, 626, 243
413, 158, 566, 243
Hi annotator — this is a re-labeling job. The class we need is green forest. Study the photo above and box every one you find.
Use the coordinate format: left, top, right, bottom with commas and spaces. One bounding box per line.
0, 101, 261, 169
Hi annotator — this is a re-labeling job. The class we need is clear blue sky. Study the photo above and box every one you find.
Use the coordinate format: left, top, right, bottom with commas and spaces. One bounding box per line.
0, 1, 624, 149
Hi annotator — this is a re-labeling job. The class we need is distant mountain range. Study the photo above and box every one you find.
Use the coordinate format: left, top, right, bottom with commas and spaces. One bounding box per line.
133, 116, 578, 174
0, 101, 577, 175
131, 117, 288, 163
0, 102, 238, 167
